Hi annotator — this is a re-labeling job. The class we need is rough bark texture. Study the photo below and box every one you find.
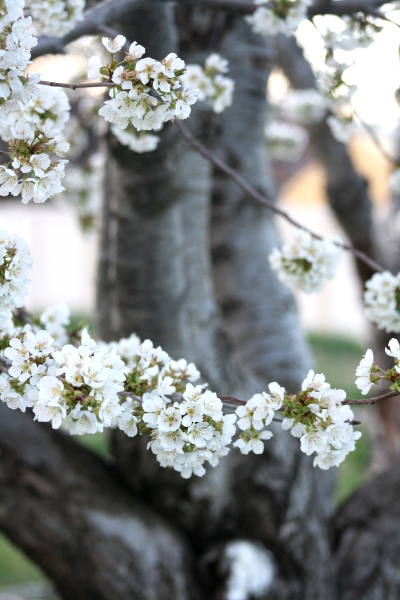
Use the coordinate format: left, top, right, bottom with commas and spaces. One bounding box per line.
98, 6, 336, 600
335, 456, 400, 600
0, 404, 196, 600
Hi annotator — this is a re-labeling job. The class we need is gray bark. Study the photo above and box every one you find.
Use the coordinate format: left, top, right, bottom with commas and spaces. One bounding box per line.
100, 6, 336, 600
335, 456, 400, 600
0, 404, 196, 600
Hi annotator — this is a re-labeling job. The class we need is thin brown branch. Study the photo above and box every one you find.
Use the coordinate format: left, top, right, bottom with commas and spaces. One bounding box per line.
39, 80, 115, 90
343, 390, 399, 405
176, 120, 385, 274
218, 394, 246, 405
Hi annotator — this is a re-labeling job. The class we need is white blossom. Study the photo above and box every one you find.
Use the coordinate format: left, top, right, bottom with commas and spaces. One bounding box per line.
180, 54, 234, 114
364, 271, 400, 333
269, 229, 341, 293
355, 349, 375, 395
102, 35, 126, 54
157, 406, 182, 432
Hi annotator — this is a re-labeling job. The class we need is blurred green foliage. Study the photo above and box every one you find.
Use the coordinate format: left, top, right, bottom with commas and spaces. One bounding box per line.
0, 334, 372, 587
0, 533, 45, 586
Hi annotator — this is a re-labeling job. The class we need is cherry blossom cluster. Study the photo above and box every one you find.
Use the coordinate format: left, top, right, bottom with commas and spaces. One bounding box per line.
0, 0, 39, 119
0, 117, 69, 202
180, 53, 235, 114
320, 15, 379, 54
111, 125, 160, 154
0, 229, 31, 311
26, 0, 85, 36
0, 326, 128, 429
269, 229, 341, 293
364, 271, 400, 333
280, 89, 327, 126
144, 384, 237, 478
245, 0, 312, 37
265, 120, 308, 161
281, 370, 361, 469
89, 36, 198, 132
0, 85, 70, 141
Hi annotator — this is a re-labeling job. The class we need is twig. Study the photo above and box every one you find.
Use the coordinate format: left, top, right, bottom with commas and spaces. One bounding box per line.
342, 390, 399, 405
118, 391, 142, 402
218, 394, 246, 405
39, 80, 115, 90
0, 151, 10, 156
175, 120, 385, 274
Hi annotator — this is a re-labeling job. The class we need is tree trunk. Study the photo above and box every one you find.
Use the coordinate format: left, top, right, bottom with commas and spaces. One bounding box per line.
98, 7, 336, 599
335, 456, 400, 600
0, 404, 197, 600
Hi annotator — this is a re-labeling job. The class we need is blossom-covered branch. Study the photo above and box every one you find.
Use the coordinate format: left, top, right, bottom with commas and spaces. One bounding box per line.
6, 229, 400, 475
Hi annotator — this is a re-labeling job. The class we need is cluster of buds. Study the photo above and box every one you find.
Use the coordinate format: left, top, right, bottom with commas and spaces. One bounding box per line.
89, 36, 198, 132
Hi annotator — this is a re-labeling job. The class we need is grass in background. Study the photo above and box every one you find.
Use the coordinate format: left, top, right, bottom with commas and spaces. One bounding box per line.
0, 333, 372, 586
0, 533, 45, 586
